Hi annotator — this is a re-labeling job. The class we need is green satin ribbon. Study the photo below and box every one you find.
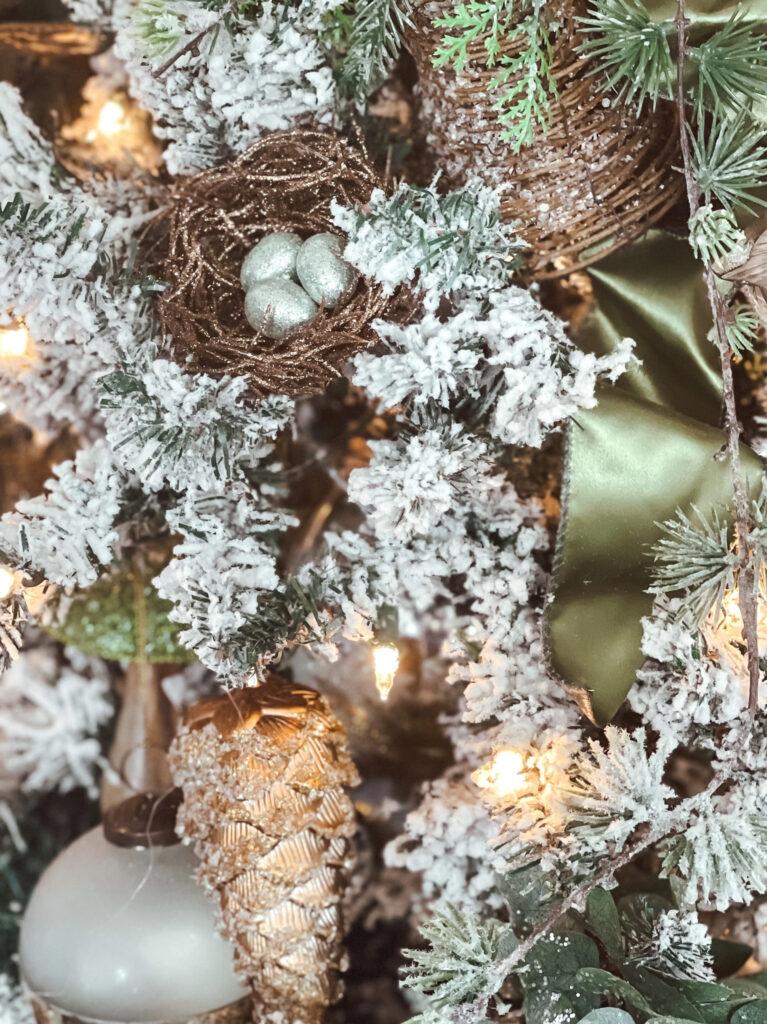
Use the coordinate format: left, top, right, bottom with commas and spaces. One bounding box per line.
645, 0, 767, 32
546, 231, 764, 725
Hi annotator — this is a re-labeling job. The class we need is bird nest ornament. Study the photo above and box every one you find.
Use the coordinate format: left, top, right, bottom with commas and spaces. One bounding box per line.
157, 129, 409, 397
406, 1, 684, 279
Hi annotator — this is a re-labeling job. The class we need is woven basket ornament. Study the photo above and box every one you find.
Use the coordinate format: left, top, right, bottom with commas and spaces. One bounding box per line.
158, 129, 409, 398
406, 0, 683, 279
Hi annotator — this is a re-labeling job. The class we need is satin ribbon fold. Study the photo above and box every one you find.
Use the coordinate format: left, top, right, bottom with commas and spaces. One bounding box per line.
546, 232, 763, 725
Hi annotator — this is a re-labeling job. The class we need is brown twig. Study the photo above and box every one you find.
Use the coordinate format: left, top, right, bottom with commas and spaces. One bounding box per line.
153, 26, 211, 79
674, 0, 761, 712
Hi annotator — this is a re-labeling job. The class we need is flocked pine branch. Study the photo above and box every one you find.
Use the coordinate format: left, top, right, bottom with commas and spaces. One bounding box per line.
723, 303, 760, 355
0, 441, 124, 589
661, 793, 767, 910
338, 0, 413, 107
562, 728, 675, 868
332, 177, 524, 300
401, 903, 516, 1017
687, 204, 748, 267
623, 906, 715, 982
101, 359, 293, 494
649, 505, 737, 625
0, 591, 28, 674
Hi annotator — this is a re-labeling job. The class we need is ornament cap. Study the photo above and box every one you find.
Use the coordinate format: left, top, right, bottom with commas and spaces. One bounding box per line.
102, 789, 182, 848
184, 676, 319, 739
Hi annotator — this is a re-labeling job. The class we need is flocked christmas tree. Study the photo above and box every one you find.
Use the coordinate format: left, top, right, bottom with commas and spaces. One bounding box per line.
2, 0, 767, 1022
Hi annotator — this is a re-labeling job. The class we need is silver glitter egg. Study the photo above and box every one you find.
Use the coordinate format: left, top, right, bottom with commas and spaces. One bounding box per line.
244, 277, 318, 338
240, 232, 303, 290
296, 232, 358, 309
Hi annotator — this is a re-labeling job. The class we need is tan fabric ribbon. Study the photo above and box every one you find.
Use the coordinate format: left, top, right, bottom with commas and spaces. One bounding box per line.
545, 231, 764, 725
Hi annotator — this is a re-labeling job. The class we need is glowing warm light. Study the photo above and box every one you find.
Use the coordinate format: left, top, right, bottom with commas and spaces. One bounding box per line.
473, 749, 528, 799
0, 323, 31, 359
718, 588, 767, 645
96, 99, 126, 138
0, 566, 17, 601
372, 643, 399, 701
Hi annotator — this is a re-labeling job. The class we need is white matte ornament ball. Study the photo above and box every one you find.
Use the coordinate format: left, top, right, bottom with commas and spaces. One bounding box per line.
240, 231, 302, 290
296, 232, 358, 308
244, 277, 318, 338
19, 826, 248, 1023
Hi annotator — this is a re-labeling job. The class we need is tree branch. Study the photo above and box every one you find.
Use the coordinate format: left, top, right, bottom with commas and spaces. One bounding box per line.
153, 26, 211, 79
674, 0, 761, 712
493, 768, 731, 982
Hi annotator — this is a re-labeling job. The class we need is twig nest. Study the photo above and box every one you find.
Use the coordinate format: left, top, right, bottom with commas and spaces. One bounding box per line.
240, 231, 303, 289
296, 232, 359, 307
157, 129, 411, 398
244, 277, 318, 338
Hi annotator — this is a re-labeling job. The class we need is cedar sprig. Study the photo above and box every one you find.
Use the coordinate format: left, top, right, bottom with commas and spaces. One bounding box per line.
433, 1, 557, 151
491, 14, 555, 151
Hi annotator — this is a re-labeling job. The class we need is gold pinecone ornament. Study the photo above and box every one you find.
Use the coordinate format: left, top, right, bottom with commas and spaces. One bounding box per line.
169, 677, 360, 1024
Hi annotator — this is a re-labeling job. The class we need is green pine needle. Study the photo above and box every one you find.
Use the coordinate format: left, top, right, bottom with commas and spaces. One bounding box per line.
724, 303, 760, 355
690, 10, 767, 118
401, 903, 516, 1011
649, 504, 737, 624
577, 0, 674, 109
135, 0, 183, 55
690, 112, 767, 213
338, 0, 413, 107
687, 204, 748, 267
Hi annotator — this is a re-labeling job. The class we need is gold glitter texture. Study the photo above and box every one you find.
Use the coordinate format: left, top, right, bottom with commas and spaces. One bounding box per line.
169, 678, 359, 1024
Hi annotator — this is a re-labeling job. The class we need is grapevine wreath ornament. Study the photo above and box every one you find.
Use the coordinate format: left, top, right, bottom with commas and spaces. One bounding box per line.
169, 677, 359, 1024
157, 129, 410, 397
405, 0, 684, 279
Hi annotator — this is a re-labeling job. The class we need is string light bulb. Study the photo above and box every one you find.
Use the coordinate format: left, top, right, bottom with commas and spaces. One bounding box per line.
0, 322, 32, 360
95, 98, 126, 138
0, 566, 17, 601
473, 749, 528, 799
372, 643, 399, 701
718, 588, 767, 645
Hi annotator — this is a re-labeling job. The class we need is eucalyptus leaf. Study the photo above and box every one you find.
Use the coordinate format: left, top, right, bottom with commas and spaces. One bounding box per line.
730, 1001, 767, 1024
579, 1010, 635, 1024
586, 888, 624, 962
522, 932, 601, 1024
622, 966, 705, 1022
575, 967, 654, 1014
